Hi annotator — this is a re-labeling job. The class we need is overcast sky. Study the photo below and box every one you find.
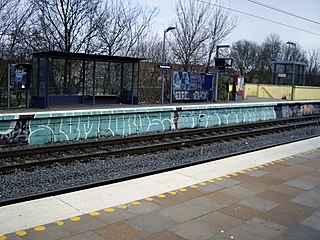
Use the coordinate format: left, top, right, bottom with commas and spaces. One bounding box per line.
137, 0, 320, 52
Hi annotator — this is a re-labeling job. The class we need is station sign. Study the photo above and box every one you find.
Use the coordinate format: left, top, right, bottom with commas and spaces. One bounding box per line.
157, 64, 172, 69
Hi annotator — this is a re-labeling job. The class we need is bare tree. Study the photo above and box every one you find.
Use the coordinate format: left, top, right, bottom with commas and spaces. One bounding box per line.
0, 0, 33, 106
204, 3, 238, 72
282, 42, 307, 63
169, 0, 237, 71
95, 0, 158, 57
230, 40, 260, 81
25, 0, 100, 53
306, 49, 320, 86
256, 33, 282, 82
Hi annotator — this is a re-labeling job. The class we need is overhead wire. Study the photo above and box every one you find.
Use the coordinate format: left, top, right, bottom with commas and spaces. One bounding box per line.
247, 0, 320, 25
195, 0, 320, 37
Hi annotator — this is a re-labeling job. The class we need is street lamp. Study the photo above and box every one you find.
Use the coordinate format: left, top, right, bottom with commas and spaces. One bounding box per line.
214, 44, 230, 102
161, 26, 176, 104
286, 41, 296, 100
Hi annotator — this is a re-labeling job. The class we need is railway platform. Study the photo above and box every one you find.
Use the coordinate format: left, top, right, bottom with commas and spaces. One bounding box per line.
0, 136, 319, 240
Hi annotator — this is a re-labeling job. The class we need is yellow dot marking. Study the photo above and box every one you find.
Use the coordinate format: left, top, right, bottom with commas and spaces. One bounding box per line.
131, 201, 141, 205
278, 159, 285, 162
16, 231, 27, 237
258, 166, 264, 168
145, 197, 154, 201
179, 188, 187, 192
269, 162, 275, 165
264, 163, 269, 166
104, 208, 115, 212
70, 217, 81, 222
231, 173, 238, 176
55, 221, 64, 226
169, 191, 177, 195
190, 185, 198, 188
199, 182, 207, 186
239, 171, 246, 174
216, 177, 223, 181
34, 226, 46, 231
252, 167, 259, 170
208, 179, 215, 183
0, 236, 7, 240
246, 168, 253, 171
89, 212, 100, 216
289, 156, 294, 159
224, 175, 231, 178
119, 205, 128, 209
157, 194, 166, 198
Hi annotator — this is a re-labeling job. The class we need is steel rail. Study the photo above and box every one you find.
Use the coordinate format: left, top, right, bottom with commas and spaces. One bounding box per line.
0, 115, 319, 158
1, 118, 319, 174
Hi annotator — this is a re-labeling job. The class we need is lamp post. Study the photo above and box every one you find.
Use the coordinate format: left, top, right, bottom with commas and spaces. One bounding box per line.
161, 26, 176, 104
286, 41, 296, 100
214, 45, 230, 102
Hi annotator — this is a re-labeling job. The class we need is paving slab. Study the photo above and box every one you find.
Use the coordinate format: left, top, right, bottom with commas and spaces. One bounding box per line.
126, 213, 177, 234
284, 178, 318, 190
141, 231, 187, 240
61, 231, 105, 240
169, 220, 218, 240
282, 224, 320, 240
239, 195, 279, 212
217, 203, 261, 221
223, 217, 286, 240
93, 221, 148, 240
220, 185, 257, 199
196, 211, 244, 231
300, 211, 320, 230
205, 191, 240, 206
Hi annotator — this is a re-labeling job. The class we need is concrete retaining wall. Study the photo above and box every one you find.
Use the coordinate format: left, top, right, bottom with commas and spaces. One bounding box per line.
1, 101, 319, 145
245, 84, 320, 100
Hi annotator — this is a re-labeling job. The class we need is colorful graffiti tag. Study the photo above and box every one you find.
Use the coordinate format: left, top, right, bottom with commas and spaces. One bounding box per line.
0, 102, 319, 146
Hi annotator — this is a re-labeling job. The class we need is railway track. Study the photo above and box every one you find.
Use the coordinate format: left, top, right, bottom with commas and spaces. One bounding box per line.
1, 115, 319, 174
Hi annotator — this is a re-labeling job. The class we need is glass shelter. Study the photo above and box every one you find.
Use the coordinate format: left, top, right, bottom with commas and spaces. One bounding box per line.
31, 51, 144, 108
271, 60, 306, 86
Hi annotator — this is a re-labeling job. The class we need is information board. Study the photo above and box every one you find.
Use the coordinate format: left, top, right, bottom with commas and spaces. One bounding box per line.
172, 71, 213, 101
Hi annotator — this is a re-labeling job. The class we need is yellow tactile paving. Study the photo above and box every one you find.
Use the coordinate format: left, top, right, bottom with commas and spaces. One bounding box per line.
179, 188, 187, 192
104, 207, 115, 212
0, 236, 6, 240
145, 197, 154, 201
118, 205, 128, 209
55, 221, 64, 226
169, 191, 177, 194
156, 194, 166, 198
131, 201, 141, 205
89, 212, 100, 216
190, 185, 198, 188
34, 226, 46, 231
16, 231, 27, 237
70, 217, 81, 222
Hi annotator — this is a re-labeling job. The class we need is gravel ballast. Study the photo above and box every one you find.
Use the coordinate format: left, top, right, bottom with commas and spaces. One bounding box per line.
1, 126, 320, 202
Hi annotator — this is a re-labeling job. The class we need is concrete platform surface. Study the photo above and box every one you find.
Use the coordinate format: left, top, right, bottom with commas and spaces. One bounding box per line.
0, 136, 320, 239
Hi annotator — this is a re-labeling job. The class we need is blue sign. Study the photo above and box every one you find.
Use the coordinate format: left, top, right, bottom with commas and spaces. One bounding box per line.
172, 71, 213, 101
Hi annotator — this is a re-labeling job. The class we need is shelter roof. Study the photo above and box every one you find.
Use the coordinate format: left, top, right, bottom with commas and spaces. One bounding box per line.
32, 51, 146, 63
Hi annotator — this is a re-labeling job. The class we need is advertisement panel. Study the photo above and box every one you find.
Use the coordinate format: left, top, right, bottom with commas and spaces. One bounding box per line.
172, 71, 213, 101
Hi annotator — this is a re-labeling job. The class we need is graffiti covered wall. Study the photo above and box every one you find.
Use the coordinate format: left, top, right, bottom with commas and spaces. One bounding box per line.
1, 101, 319, 146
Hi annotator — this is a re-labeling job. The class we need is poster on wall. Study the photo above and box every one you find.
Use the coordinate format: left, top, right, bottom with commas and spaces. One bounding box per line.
172, 71, 214, 101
